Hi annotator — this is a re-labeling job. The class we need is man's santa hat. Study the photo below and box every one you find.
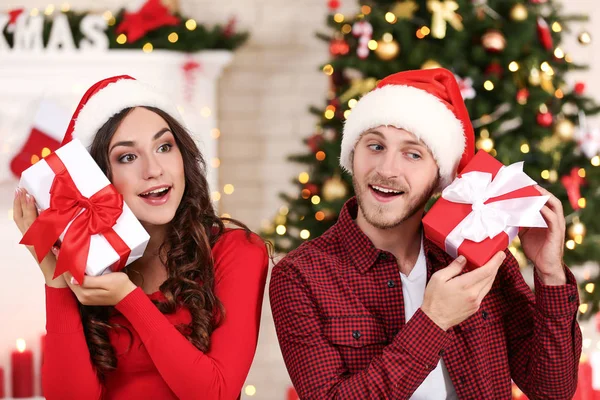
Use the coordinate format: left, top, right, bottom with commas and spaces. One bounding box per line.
341, 68, 475, 189
62, 75, 184, 147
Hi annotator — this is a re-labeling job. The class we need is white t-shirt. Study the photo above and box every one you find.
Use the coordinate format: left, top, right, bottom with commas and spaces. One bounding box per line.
400, 239, 458, 400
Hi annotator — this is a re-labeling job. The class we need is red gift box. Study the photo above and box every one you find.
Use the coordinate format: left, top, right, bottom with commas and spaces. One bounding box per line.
423, 151, 548, 270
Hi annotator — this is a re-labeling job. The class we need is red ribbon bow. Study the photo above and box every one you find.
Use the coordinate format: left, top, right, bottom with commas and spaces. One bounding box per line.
116, 0, 180, 43
20, 154, 129, 284
560, 167, 586, 211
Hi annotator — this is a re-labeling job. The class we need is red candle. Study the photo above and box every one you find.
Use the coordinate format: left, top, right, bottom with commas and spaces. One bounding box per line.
40, 334, 46, 396
11, 339, 33, 398
0, 366, 5, 398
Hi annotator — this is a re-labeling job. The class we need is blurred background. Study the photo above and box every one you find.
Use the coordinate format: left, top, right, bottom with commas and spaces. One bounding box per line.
0, 0, 599, 398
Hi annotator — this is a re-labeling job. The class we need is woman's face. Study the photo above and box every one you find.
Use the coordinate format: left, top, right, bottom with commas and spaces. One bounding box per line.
107, 107, 185, 228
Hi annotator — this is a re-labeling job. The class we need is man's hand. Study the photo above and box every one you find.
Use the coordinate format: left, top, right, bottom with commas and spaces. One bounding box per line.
421, 251, 506, 331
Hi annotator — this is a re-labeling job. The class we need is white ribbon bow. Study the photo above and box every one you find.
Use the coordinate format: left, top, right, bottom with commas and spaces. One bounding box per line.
441, 161, 549, 258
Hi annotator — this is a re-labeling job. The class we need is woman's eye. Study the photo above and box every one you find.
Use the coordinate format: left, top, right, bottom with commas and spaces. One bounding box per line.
119, 154, 136, 163
158, 143, 173, 153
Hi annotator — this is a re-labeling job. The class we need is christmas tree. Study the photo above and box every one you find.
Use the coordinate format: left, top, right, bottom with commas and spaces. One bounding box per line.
264, 0, 600, 314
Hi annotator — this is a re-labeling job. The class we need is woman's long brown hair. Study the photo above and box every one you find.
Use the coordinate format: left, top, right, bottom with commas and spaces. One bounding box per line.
84, 106, 255, 378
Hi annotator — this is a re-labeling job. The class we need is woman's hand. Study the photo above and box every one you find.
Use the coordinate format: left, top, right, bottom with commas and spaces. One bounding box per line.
64, 271, 137, 306
13, 188, 67, 288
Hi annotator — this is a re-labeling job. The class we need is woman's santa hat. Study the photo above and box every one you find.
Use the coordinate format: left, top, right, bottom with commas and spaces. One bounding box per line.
341, 68, 475, 189
62, 75, 185, 148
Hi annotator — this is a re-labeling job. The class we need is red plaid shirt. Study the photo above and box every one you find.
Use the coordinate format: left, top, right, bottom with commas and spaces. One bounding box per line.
270, 197, 581, 399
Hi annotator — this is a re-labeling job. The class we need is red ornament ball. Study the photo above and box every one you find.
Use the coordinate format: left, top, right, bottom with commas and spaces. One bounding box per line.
516, 88, 529, 104
304, 183, 319, 196
328, 0, 340, 10
537, 112, 553, 127
307, 134, 324, 153
485, 62, 503, 77
574, 82, 586, 95
329, 38, 350, 56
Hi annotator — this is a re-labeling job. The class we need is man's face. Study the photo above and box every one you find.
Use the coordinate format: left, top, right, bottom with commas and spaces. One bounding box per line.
352, 125, 439, 229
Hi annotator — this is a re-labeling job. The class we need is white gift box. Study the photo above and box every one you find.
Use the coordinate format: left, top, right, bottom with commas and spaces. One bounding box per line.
19, 139, 150, 276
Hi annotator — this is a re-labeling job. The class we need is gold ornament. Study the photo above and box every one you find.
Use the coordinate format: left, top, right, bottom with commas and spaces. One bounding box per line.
568, 220, 587, 239
482, 30, 506, 52
554, 119, 575, 141
322, 176, 348, 201
392, 1, 419, 19
421, 59, 442, 69
510, 4, 528, 21
540, 72, 555, 94
427, 0, 464, 39
375, 35, 400, 60
339, 78, 378, 103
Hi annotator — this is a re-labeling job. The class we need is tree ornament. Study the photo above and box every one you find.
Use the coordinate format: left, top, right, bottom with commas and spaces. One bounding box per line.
421, 59, 442, 69
352, 21, 373, 59
328, 0, 341, 11
304, 183, 319, 196
375, 34, 400, 60
339, 78, 377, 102
538, 135, 561, 153
529, 68, 541, 85
554, 119, 575, 141
576, 112, 600, 159
516, 88, 529, 105
392, 1, 419, 19
329, 37, 350, 56
485, 62, 503, 77
510, 4, 528, 21
482, 29, 506, 52
322, 176, 348, 201
426, 0, 464, 39
537, 111, 553, 127
307, 134, 324, 153
536, 17, 553, 51
574, 82, 586, 95
455, 75, 476, 99
561, 167, 586, 210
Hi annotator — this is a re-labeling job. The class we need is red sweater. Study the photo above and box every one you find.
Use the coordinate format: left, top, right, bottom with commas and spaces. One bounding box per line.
43, 230, 269, 400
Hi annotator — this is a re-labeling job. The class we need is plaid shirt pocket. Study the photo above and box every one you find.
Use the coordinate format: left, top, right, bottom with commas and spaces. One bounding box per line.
324, 315, 388, 373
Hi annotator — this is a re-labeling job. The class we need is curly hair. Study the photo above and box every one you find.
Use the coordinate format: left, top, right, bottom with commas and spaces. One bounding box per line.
84, 106, 249, 378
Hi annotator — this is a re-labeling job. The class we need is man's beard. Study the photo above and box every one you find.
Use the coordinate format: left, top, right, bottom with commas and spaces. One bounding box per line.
354, 174, 438, 230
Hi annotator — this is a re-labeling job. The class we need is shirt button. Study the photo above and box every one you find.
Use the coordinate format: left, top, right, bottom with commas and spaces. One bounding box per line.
352, 331, 362, 340
569, 294, 577, 303
379, 252, 388, 260
387, 280, 396, 288
482, 310, 488, 320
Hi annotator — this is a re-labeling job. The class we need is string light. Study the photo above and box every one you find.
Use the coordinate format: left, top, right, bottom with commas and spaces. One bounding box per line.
508, 61, 519, 72
298, 172, 310, 184
276, 225, 287, 235
342, 24, 352, 34
168, 32, 179, 43
555, 89, 564, 99
315, 211, 325, 221
61, 3, 70, 12
541, 170, 550, 180
333, 13, 344, 23
116, 34, 127, 44
552, 22, 562, 32
578, 198, 587, 209
579, 168, 586, 178
348, 99, 358, 108
186, 19, 197, 31
103, 11, 113, 21
520, 144, 530, 153
579, 303, 589, 314
211, 158, 221, 168
300, 230, 311, 239
566, 240, 576, 250
484, 80, 494, 91
592, 156, 600, 166
344, 110, 352, 119
323, 64, 334, 75
324, 109, 335, 119
211, 192, 221, 201
586, 283, 595, 293
30, 8, 39, 16
44, 4, 55, 15
385, 12, 397, 24
316, 151, 326, 161
311, 195, 321, 205
368, 40, 378, 50
245, 385, 256, 396
211, 128, 221, 139
554, 47, 565, 58
223, 184, 235, 195
361, 5, 371, 14
142, 43, 153, 53
565, 54, 573, 63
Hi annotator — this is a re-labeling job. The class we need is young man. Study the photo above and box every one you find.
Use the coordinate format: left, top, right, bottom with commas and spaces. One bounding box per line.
270, 68, 581, 399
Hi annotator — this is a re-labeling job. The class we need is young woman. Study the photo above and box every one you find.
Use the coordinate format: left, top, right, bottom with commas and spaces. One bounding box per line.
13, 76, 269, 400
